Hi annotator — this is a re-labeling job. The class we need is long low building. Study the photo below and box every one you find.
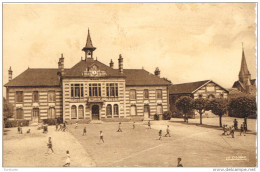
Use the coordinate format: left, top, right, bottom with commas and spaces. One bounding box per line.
169, 80, 229, 115
4, 30, 171, 123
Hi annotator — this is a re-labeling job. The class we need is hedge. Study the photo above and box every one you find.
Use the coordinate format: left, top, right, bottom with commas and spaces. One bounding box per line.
5, 120, 29, 128
42, 119, 57, 125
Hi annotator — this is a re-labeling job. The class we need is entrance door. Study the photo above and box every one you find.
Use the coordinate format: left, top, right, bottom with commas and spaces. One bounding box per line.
144, 105, 150, 119
92, 105, 100, 120
32, 108, 39, 122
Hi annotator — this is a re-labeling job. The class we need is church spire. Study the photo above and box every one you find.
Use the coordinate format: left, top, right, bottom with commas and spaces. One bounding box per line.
82, 28, 96, 59
239, 43, 251, 85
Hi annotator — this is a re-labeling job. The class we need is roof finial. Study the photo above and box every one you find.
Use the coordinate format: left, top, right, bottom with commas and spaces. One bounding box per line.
242, 42, 244, 50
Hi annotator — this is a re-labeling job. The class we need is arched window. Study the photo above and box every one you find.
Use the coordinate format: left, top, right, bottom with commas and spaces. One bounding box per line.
208, 94, 215, 100
157, 105, 163, 115
78, 105, 84, 119
48, 107, 56, 119
106, 104, 112, 116
130, 105, 137, 116
16, 108, 24, 119
71, 105, 77, 119
114, 104, 119, 116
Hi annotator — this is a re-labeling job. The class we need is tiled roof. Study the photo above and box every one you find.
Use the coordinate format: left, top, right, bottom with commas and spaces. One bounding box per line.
169, 80, 210, 94
5, 61, 170, 87
64, 59, 125, 77
124, 69, 171, 86
4, 68, 66, 87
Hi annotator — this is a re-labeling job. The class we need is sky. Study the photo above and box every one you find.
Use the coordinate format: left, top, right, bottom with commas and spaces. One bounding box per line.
3, 3, 256, 95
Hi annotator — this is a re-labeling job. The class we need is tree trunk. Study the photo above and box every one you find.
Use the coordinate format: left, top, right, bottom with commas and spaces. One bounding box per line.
199, 111, 202, 125
219, 115, 222, 127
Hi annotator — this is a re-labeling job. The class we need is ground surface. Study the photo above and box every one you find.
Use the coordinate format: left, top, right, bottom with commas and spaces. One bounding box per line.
3, 117, 257, 167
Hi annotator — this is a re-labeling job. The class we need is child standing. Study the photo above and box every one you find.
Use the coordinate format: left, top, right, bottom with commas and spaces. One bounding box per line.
63, 150, 70, 167
99, 131, 104, 143
82, 127, 87, 136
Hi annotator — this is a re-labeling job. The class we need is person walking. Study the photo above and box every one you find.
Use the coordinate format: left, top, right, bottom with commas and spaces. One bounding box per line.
240, 122, 246, 136
75, 122, 78, 129
117, 122, 122, 132
233, 119, 238, 130
148, 120, 151, 129
63, 150, 70, 167
165, 125, 171, 137
46, 137, 54, 154
55, 123, 59, 131
99, 131, 104, 143
230, 126, 235, 138
158, 130, 162, 140
82, 127, 87, 136
177, 157, 183, 167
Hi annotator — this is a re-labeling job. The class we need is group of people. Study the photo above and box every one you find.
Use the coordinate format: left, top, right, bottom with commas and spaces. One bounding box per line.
56, 122, 68, 132
222, 118, 248, 138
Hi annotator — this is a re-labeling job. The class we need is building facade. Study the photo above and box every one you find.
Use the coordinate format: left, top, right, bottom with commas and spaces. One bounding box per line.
4, 30, 171, 122
169, 80, 229, 115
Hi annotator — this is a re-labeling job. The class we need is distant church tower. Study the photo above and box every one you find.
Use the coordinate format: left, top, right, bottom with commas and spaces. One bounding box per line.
232, 44, 256, 94
82, 29, 96, 60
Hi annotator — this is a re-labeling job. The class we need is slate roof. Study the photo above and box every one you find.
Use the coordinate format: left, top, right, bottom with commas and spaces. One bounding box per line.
169, 80, 210, 94
4, 68, 68, 87
124, 69, 171, 86
5, 60, 171, 87
232, 79, 256, 89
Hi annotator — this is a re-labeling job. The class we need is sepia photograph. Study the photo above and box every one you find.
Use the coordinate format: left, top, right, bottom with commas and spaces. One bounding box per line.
2, 2, 257, 169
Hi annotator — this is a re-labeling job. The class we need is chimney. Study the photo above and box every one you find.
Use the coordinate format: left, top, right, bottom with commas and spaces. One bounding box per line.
154, 67, 160, 77
118, 54, 123, 73
60, 54, 64, 76
110, 59, 114, 68
8, 66, 13, 81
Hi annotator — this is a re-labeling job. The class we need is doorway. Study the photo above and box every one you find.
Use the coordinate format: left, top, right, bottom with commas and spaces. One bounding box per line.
92, 105, 100, 120
144, 105, 150, 119
32, 108, 39, 122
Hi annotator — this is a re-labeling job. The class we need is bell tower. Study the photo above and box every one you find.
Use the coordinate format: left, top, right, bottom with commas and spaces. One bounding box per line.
82, 28, 96, 60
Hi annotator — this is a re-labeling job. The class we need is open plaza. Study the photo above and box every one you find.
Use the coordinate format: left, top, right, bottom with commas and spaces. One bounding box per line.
3, 116, 256, 167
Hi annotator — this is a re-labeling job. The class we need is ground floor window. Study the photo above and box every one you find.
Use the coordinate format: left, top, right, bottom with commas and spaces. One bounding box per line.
78, 105, 84, 119
16, 108, 23, 119
114, 104, 119, 115
48, 107, 56, 119
130, 105, 137, 116
71, 105, 77, 119
106, 104, 112, 116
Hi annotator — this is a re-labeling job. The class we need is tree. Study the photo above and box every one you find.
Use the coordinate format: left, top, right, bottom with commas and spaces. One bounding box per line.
175, 96, 194, 123
3, 97, 14, 127
209, 98, 228, 127
228, 95, 256, 130
193, 98, 210, 125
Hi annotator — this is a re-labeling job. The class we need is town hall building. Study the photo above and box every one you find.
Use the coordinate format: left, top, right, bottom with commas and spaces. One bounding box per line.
4, 30, 171, 122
